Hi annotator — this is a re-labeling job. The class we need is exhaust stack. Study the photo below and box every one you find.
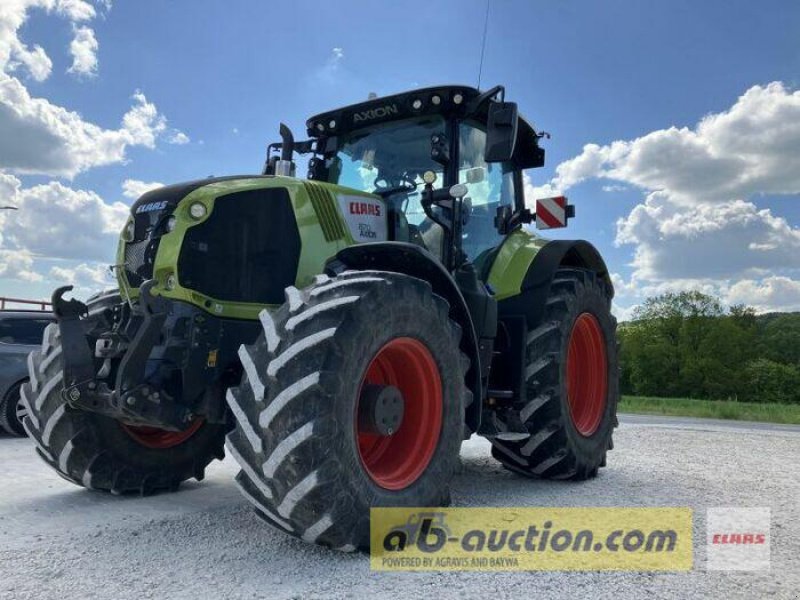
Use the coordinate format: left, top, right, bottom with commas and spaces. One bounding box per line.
274, 123, 295, 177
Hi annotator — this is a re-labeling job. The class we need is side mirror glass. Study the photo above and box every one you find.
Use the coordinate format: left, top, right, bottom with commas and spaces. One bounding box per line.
485, 101, 518, 162
464, 167, 485, 184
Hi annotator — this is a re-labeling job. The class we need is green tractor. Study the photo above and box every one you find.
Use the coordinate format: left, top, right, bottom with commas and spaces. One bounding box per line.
22, 85, 618, 550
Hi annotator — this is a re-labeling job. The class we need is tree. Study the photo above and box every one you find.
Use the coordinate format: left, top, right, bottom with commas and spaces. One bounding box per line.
621, 292, 759, 400
743, 359, 800, 404
759, 314, 800, 366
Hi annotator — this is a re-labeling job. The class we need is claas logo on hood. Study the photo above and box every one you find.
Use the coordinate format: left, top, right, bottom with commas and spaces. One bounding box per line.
135, 200, 168, 214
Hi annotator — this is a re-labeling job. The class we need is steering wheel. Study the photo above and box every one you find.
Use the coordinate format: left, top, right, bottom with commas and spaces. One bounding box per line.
373, 173, 418, 198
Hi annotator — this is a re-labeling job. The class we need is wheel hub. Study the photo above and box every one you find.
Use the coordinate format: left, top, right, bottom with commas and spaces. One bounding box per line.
357, 384, 404, 436
356, 337, 443, 491
121, 419, 203, 449
566, 312, 608, 437
15, 397, 28, 426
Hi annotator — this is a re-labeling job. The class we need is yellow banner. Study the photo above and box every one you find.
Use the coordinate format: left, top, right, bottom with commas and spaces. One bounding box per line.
370, 507, 692, 571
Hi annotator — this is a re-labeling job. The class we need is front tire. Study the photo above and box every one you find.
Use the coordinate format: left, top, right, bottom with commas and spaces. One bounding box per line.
21, 324, 227, 494
225, 271, 469, 550
491, 268, 619, 479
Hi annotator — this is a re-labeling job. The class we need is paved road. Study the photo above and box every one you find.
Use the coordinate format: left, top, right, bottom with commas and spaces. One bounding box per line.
619, 412, 800, 433
1, 415, 798, 599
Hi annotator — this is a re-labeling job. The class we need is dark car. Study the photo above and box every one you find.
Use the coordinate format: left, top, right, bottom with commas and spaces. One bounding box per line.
0, 311, 54, 436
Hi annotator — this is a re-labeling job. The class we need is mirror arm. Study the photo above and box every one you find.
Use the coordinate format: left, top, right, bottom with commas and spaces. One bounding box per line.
467, 85, 505, 114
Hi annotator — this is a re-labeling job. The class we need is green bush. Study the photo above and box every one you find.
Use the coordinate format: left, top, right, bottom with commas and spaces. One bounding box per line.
742, 359, 800, 404
618, 291, 799, 404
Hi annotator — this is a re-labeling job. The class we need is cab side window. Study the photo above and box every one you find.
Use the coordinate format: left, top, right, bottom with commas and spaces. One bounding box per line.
458, 122, 516, 262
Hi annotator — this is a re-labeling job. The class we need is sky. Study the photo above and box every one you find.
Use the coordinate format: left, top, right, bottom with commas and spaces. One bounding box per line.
0, 0, 799, 319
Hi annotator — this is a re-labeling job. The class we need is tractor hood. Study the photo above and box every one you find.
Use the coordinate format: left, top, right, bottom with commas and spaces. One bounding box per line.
118, 175, 384, 319
128, 175, 271, 234
121, 175, 274, 289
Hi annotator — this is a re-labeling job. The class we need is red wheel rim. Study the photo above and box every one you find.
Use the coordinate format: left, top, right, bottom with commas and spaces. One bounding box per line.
356, 337, 442, 490
121, 419, 203, 449
566, 313, 608, 436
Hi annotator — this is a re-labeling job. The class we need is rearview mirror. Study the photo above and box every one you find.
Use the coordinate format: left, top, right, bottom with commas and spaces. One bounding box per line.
485, 101, 518, 162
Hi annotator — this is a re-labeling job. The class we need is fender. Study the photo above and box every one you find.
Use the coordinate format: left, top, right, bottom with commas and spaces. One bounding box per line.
325, 242, 483, 435
490, 232, 613, 326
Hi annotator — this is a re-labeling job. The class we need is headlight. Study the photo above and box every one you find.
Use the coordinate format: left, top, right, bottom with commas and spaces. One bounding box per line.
122, 219, 135, 242
189, 202, 207, 220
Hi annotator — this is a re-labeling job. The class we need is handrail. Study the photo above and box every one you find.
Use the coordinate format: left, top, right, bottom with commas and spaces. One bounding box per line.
0, 296, 52, 311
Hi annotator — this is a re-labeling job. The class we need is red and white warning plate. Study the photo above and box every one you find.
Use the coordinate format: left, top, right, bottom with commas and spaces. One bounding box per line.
536, 196, 569, 229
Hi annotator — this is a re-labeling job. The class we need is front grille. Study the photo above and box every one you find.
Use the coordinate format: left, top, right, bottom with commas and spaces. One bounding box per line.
177, 187, 300, 304
124, 237, 161, 288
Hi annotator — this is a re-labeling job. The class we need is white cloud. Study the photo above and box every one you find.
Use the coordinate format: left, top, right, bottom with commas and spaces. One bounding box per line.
167, 130, 189, 145
0, 2, 181, 177
1, 3, 51, 81
67, 25, 98, 76
50, 261, 114, 288
0, 173, 127, 263
310, 46, 346, 86
54, 0, 96, 22
615, 193, 800, 281
521, 172, 557, 208
0, 1, 96, 82
726, 277, 800, 312
547, 83, 800, 205
121, 178, 163, 199
0, 248, 42, 282
538, 82, 800, 312
0, 80, 172, 177
0, 1, 183, 300
611, 301, 638, 323
7, 42, 51, 81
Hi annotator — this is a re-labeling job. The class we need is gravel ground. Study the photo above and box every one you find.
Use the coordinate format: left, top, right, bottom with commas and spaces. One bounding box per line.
1, 415, 798, 600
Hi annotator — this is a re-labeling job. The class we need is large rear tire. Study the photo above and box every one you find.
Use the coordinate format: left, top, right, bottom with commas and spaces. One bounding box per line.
225, 271, 469, 550
21, 324, 227, 494
491, 268, 618, 479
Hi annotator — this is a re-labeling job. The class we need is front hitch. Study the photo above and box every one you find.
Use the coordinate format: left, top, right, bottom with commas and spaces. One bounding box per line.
52, 285, 96, 399
52, 281, 193, 431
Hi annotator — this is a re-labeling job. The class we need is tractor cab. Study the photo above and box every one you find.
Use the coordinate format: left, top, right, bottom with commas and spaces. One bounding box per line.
265, 85, 547, 272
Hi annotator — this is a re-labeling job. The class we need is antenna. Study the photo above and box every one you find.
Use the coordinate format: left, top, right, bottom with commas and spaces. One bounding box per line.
477, 0, 490, 90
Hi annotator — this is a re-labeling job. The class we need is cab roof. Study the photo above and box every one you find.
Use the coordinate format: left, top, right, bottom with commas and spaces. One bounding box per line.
306, 84, 545, 169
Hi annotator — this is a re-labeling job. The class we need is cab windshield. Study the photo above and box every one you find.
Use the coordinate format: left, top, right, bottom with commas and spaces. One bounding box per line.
329, 117, 445, 225
326, 115, 517, 262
